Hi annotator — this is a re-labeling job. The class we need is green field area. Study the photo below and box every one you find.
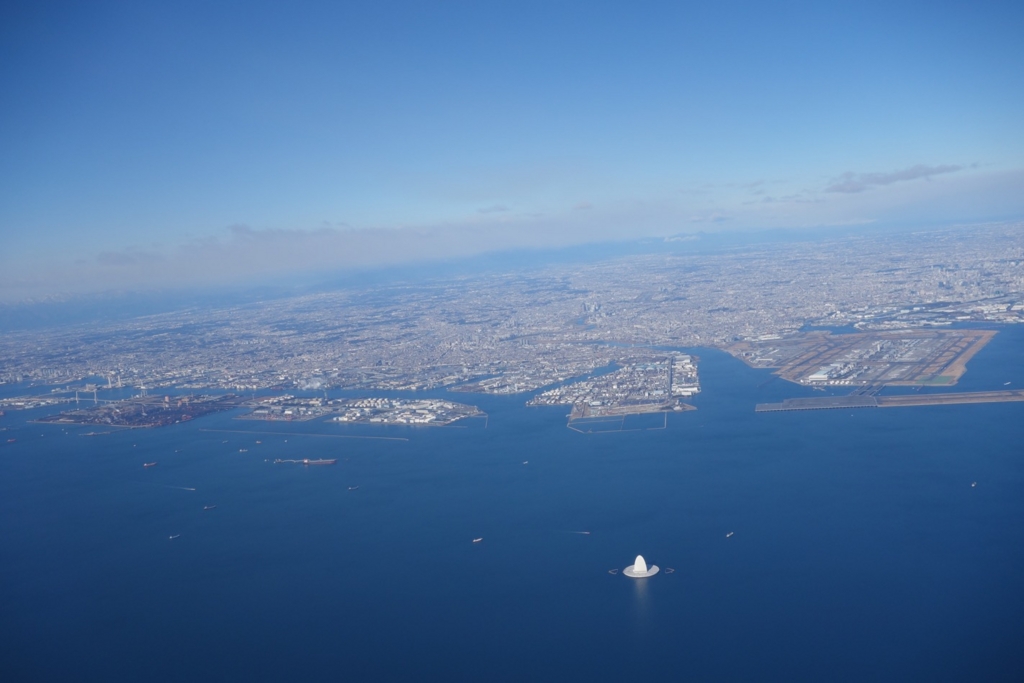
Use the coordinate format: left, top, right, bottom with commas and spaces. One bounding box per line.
918, 375, 955, 385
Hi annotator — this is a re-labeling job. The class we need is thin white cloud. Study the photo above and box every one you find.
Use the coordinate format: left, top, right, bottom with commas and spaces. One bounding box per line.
95, 248, 165, 267
825, 164, 963, 193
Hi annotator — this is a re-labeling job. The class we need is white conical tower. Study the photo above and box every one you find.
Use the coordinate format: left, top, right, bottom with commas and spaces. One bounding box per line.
623, 553, 659, 578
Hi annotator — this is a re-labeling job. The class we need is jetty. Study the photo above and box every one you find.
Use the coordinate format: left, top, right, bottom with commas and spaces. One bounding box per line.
756, 389, 1024, 412
273, 458, 337, 466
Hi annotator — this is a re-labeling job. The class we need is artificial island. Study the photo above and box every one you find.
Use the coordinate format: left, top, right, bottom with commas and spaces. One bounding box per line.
24, 393, 484, 429
728, 328, 1024, 412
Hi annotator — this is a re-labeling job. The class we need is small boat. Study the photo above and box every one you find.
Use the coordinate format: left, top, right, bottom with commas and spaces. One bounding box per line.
143, 462, 158, 468
348, 486, 359, 491
255, 440, 262, 444
239, 448, 248, 452
726, 532, 734, 538
203, 505, 217, 510
522, 461, 528, 464
971, 482, 977, 488
1005, 382, 1011, 386
169, 534, 180, 540
6, 438, 15, 443
472, 538, 483, 543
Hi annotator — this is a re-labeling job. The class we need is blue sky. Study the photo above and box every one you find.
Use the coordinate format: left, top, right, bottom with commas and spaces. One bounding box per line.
1, 0, 1022, 300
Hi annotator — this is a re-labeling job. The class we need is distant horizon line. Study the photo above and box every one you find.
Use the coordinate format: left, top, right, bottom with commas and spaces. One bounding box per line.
0, 218, 1020, 332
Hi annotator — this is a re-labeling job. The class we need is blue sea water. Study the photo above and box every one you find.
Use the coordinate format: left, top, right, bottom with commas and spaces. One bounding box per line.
2, 328, 1024, 682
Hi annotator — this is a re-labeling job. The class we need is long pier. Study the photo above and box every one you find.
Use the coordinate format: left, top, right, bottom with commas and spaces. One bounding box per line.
756, 389, 1024, 412
755, 396, 879, 412
876, 390, 1024, 407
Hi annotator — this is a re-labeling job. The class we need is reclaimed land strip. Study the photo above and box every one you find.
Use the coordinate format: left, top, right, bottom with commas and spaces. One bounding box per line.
756, 390, 1024, 412
568, 402, 695, 420
755, 396, 879, 412
568, 411, 670, 433
199, 428, 409, 442
876, 390, 1024, 407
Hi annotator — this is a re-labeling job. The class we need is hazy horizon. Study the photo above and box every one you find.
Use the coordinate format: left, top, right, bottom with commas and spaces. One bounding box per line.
3, 1, 1023, 301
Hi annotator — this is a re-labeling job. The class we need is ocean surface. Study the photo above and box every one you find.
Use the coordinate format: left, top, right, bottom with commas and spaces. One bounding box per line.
2, 327, 1023, 682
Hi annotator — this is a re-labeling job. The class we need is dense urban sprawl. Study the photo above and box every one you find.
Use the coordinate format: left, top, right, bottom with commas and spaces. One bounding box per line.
1, 225, 1022, 416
